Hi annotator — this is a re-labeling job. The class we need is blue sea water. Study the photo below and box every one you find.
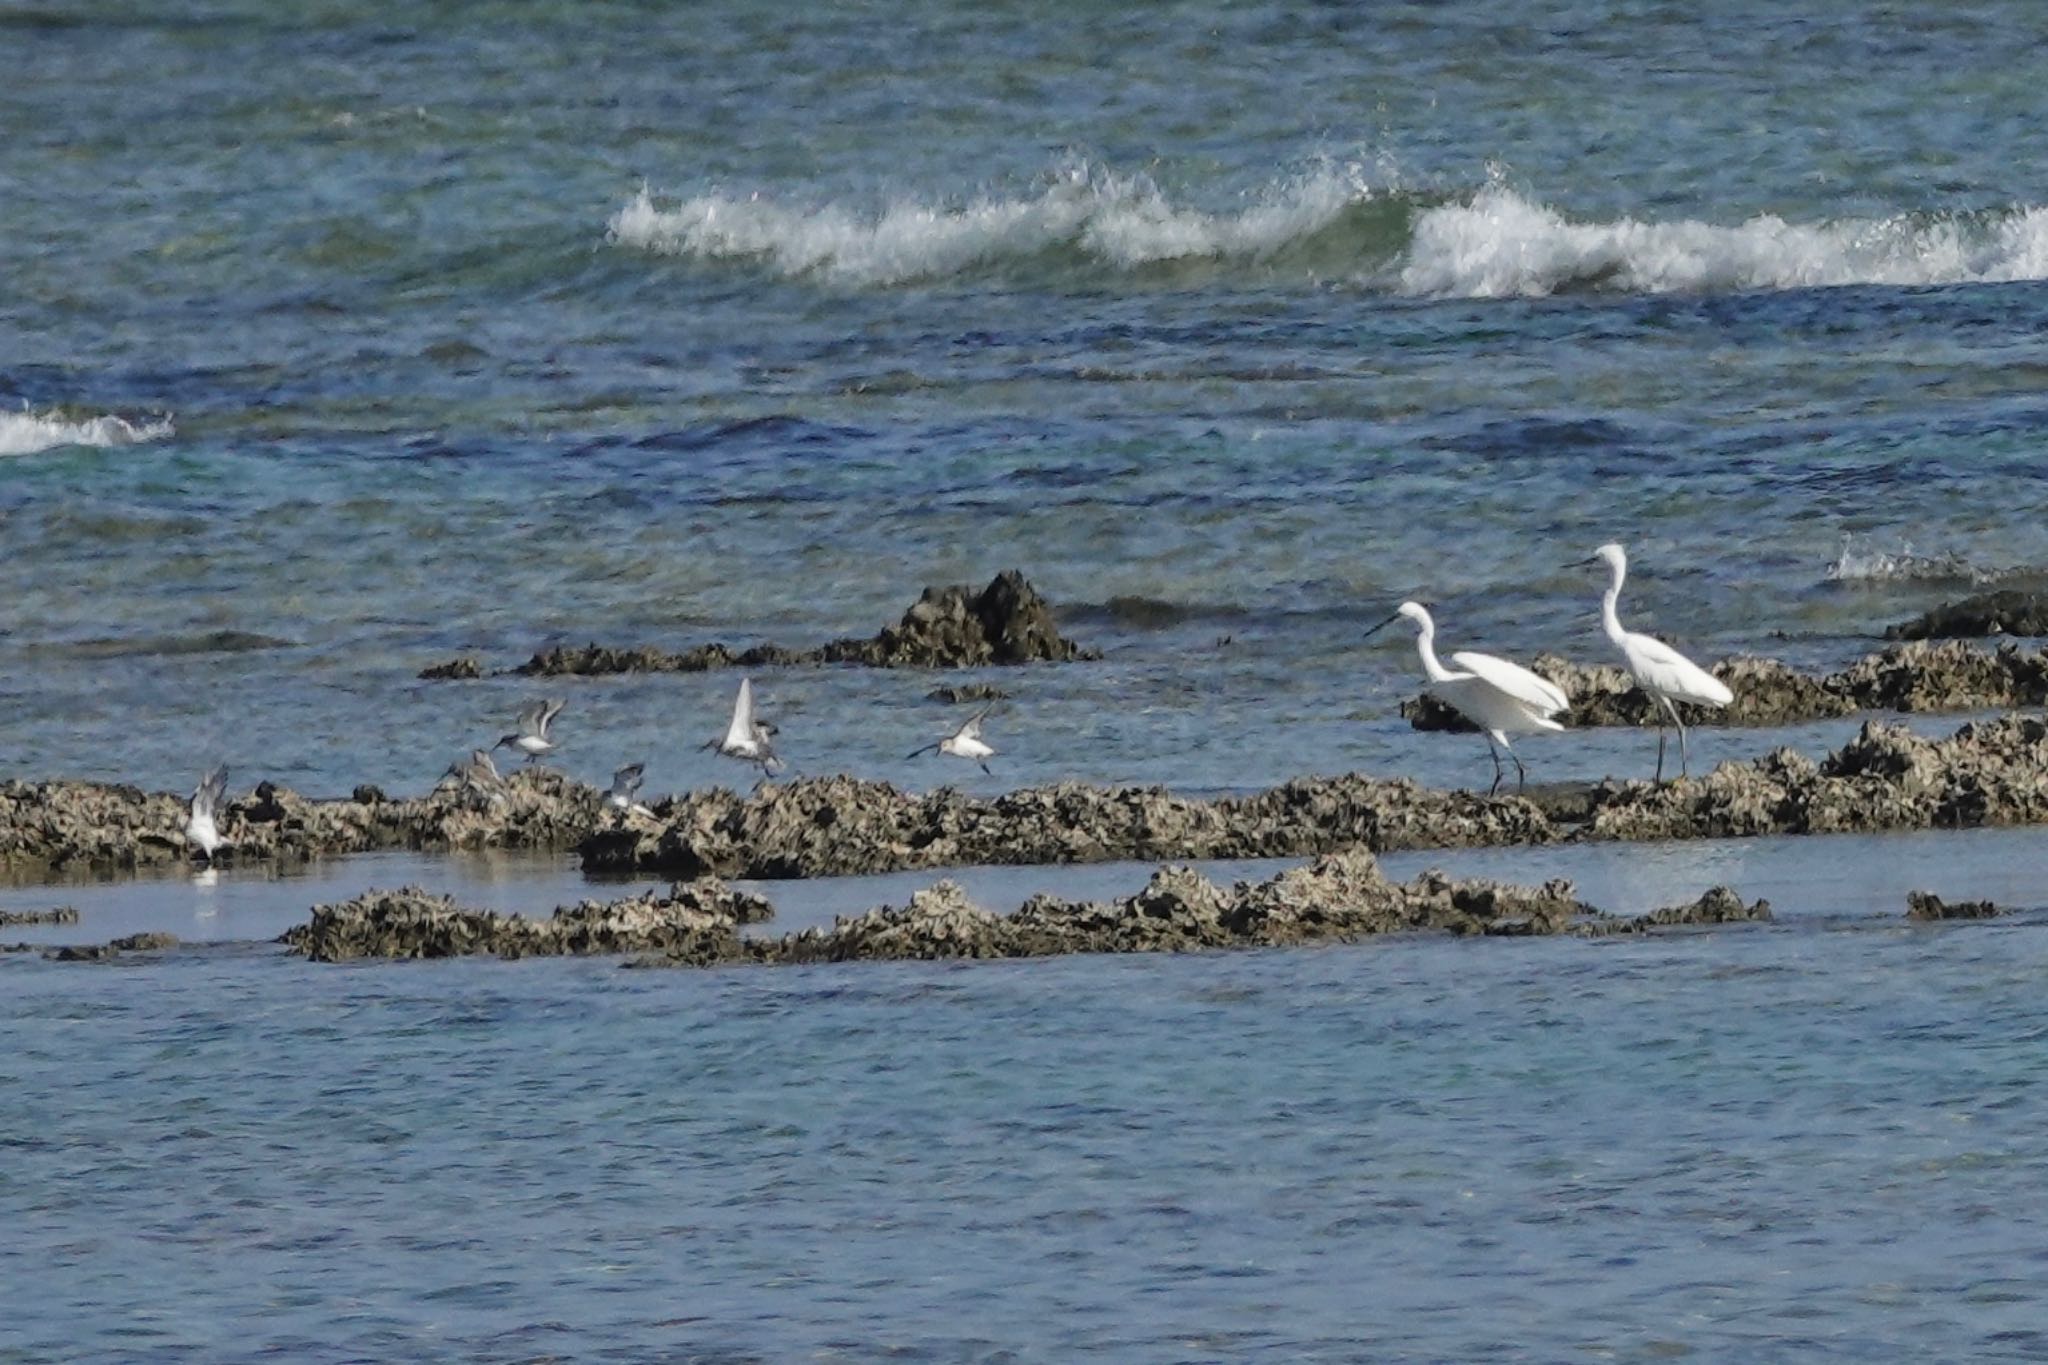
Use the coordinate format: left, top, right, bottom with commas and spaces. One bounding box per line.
10, 0, 2048, 1356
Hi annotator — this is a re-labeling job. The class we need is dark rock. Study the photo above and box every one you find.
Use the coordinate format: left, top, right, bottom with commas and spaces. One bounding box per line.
109, 932, 178, 950
1830, 640, 2048, 713
1905, 890, 2003, 921
1577, 886, 1773, 935
926, 683, 1011, 704
579, 772, 1556, 881
45, 943, 118, 961
0, 766, 608, 877
0, 906, 78, 926
488, 572, 1098, 678
352, 784, 388, 805
1887, 590, 2048, 640
282, 879, 761, 963
418, 656, 485, 680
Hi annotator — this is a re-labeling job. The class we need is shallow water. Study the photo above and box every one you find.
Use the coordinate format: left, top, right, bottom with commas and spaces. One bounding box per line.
12, 0, 2048, 1356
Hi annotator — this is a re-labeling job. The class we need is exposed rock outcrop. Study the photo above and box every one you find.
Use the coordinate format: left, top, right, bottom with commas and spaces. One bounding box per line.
0, 906, 78, 926
1887, 590, 2048, 640
1404, 640, 2048, 731
1905, 890, 2003, 921
577, 773, 1556, 880
422, 571, 1098, 679
282, 877, 769, 963
0, 767, 608, 876
1575, 886, 1774, 935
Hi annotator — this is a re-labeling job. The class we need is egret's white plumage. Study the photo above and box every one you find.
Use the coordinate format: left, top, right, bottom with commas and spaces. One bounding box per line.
496, 698, 564, 761
1589, 542, 1733, 781
184, 763, 230, 861
707, 678, 783, 779
607, 762, 655, 818
1368, 601, 1568, 794
908, 706, 998, 775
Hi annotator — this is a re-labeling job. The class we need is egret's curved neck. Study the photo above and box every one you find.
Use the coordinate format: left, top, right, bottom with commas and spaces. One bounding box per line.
1600, 559, 1628, 646
1410, 615, 1453, 683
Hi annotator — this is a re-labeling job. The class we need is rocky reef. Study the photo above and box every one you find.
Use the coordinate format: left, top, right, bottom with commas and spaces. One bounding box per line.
0, 906, 78, 926
0, 767, 608, 876
282, 877, 773, 963
577, 772, 1554, 880
1904, 890, 2004, 921
283, 848, 1778, 969
1404, 640, 2048, 731
422, 571, 1098, 679
1887, 590, 2048, 641
42, 932, 179, 961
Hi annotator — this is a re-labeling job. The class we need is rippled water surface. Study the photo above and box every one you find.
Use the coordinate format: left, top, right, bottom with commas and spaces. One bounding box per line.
11, 0, 2048, 1357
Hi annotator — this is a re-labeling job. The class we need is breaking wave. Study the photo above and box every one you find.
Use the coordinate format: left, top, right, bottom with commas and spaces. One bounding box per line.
611, 166, 2048, 300
0, 408, 174, 457
1825, 536, 1996, 586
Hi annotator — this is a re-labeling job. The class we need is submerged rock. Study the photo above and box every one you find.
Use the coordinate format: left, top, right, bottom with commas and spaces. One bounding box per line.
40, 932, 177, 962
282, 877, 767, 963
1887, 590, 2048, 640
424, 571, 1098, 679
1905, 890, 2003, 921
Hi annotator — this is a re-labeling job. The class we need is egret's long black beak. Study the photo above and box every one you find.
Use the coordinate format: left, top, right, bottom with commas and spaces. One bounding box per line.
1363, 610, 1404, 641
1564, 554, 1601, 569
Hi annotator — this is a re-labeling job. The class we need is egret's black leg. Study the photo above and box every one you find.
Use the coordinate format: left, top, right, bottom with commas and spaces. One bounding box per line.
1659, 695, 1690, 778
1486, 736, 1505, 796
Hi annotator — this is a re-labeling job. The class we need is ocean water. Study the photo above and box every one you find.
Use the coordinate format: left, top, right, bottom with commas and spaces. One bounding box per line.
11, 0, 2048, 1356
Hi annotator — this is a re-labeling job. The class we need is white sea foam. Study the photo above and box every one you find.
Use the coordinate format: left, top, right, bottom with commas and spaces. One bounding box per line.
608, 162, 1373, 286
1825, 536, 1990, 586
1400, 185, 2048, 299
0, 408, 174, 457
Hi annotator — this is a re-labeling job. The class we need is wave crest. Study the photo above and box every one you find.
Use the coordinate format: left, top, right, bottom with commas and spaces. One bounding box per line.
612, 163, 2048, 299
0, 408, 174, 457
1401, 185, 2048, 299
608, 162, 1378, 287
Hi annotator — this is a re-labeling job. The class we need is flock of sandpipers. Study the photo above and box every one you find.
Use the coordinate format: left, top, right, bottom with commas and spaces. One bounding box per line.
178, 542, 1730, 863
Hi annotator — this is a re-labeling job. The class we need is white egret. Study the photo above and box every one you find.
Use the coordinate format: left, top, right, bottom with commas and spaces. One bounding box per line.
185, 764, 230, 862
1366, 601, 1569, 794
1582, 542, 1733, 781
706, 677, 784, 780
907, 705, 997, 775
495, 698, 564, 762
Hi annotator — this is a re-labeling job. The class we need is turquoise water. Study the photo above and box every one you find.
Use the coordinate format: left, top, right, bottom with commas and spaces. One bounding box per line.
12, 0, 2048, 1356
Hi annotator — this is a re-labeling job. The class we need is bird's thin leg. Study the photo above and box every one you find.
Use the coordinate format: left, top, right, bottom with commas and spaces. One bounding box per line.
1661, 696, 1692, 777
1485, 736, 1505, 797
1653, 713, 1667, 784
979, 762, 991, 776
1512, 750, 1528, 791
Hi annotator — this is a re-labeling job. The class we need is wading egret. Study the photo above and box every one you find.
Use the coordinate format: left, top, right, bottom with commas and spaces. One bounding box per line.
908, 704, 998, 775
1582, 542, 1732, 781
1366, 601, 1569, 794
495, 698, 565, 761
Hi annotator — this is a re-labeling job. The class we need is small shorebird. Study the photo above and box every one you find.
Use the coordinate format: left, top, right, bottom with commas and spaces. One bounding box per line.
1578, 542, 1733, 782
1366, 601, 1569, 795
495, 698, 565, 762
607, 762, 655, 818
185, 764, 230, 863
444, 748, 509, 805
705, 677, 783, 780
907, 705, 997, 775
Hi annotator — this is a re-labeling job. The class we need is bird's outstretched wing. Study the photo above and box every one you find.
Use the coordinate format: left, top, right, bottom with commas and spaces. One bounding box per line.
536, 698, 566, 738
722, 679, 757, 751
1449, 651, 1569, 717
192, 764, 229, 818
610, 763, 645, 799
